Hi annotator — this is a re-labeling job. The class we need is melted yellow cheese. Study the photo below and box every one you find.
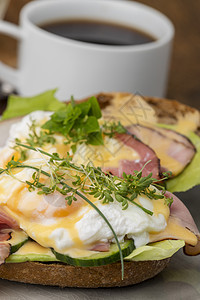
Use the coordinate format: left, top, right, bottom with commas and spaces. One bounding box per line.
175, 111, 200, 135
15, 240, 97, 259
102, 93, 157, 126
55, 143, 70, 157
16, 240, 53, 256
153, 141, 183, 176
152, 198, 170, 221
0, 168, 90, 252
43, 142, 70, 158
130, 125, 183, 176
149, 216, 197, 246
73, 137, 140, 168
4, 208, 78, 251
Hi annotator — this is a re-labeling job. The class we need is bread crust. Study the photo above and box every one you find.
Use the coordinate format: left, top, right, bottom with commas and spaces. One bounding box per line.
0, 259, 170, 288
97, 92, 199, 119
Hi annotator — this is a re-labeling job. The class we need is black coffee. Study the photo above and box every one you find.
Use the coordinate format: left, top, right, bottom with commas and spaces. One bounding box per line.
40, 19, 156, 46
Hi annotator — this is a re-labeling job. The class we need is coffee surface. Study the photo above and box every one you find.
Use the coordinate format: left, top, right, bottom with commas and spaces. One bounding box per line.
40, 19, 156, 46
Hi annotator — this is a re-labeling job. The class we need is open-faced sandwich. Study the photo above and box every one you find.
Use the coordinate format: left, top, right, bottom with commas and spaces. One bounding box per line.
0, 91, 199, 287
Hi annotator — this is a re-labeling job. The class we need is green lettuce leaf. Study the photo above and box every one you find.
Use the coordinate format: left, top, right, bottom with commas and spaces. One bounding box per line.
7, 240, 184, 263
1, 89, 66, 120
125, 240, 185, 261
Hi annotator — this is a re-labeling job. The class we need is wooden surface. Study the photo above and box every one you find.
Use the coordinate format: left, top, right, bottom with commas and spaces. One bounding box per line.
138, 0, 200, 109
0, 0, 199, 109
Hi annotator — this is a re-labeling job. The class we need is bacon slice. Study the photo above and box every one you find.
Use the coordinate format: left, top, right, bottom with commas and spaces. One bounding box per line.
0, 208, 19, 264
127, 124, 196, 176
103, 133, 161, 179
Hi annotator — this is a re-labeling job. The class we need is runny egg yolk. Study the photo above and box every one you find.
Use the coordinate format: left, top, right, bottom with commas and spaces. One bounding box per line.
0, 171, 90, 251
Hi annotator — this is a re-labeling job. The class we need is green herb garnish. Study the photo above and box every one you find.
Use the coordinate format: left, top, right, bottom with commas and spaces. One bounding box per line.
11, 142, 172, 213
25, 120, 56, 147
14, 96, 128, 154
13, 140, 28, 161
41, 97, 103, 152
102, 121, 126, 138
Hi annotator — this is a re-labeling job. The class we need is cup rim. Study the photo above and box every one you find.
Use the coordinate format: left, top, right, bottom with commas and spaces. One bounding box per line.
20, 0, 175, 52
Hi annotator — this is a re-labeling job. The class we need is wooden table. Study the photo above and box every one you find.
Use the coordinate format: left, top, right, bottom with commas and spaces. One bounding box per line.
0, 0, 199, 109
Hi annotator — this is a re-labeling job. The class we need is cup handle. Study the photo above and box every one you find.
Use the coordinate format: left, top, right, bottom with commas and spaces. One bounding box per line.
0, 21, 24, 88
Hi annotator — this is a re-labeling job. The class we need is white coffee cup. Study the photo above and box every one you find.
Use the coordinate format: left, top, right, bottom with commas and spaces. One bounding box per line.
0, 0, 174, 100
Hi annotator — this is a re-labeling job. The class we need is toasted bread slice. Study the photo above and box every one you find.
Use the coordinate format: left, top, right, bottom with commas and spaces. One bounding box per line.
0, 259, 170, 288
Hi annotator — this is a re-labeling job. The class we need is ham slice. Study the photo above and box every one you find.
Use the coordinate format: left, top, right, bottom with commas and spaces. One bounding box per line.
0, 208, 19, 230
150, 192, 200, 256
155, 127, 195, 149
90, 242, 110, 252
103, 133, 161, 179
118, 157, 160, 179
166, 191, 200, 256
185, 235, 200, 256
0, 208, 19, 264
0, 232, 11, 242
0, 243, 10, 265
127, 124, 196, 176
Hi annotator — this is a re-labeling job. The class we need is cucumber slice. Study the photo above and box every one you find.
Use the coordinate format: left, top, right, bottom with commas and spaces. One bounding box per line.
52, 240, 135, 267
8, 230, 29, 254
6, 241, 58, 263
